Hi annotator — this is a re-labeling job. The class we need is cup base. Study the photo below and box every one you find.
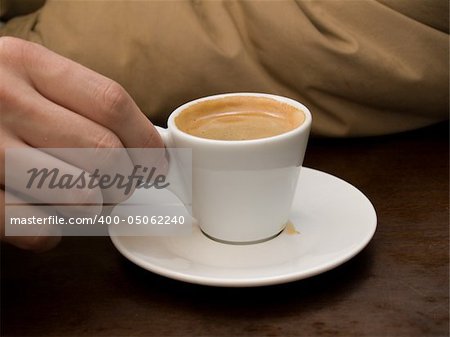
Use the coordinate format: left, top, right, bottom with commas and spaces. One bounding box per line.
200, 227, 285, 245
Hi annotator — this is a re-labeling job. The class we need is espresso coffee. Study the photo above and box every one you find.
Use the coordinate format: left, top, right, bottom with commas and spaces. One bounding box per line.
175, 96, 305, 141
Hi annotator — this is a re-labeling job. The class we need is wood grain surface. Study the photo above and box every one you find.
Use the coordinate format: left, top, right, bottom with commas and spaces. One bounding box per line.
1, 122, 448, 337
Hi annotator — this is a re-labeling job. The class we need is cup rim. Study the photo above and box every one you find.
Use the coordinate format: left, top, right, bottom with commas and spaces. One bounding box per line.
168, 92, 312, 145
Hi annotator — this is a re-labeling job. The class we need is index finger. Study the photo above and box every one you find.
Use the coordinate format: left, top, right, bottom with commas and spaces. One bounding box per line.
6, 37, 164, 151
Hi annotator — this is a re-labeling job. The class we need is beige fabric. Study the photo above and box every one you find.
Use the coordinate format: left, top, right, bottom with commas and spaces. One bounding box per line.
1, 0, 448, 136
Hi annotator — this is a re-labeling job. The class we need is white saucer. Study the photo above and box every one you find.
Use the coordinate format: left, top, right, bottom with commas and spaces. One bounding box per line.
109, 167, 377, 287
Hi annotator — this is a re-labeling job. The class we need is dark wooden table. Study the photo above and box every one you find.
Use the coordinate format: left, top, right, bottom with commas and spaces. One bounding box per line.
2, 122, 448, 337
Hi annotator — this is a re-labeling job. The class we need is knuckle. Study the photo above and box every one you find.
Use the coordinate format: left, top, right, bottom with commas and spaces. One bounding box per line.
0, 36, 26, 63
95, 131, 123, 149
97, 80, 130, 121
92, 131, 128, 173
0, 37, 44, 71
0, 37, 71, 80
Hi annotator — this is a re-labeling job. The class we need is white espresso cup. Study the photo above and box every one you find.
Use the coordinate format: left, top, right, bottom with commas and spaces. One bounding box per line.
156, 93, 311, 244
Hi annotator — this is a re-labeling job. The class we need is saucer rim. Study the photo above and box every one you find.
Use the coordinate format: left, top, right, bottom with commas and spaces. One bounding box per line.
109, 167, 377, 287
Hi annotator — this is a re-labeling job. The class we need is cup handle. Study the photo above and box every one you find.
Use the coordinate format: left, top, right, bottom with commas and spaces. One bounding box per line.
154, 126, 192, 214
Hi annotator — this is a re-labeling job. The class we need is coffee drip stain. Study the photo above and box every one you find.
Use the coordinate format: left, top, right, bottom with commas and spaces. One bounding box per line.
284, 221, 300, 235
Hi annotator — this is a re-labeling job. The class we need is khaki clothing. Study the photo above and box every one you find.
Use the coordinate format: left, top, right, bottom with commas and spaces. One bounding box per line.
1, 0, 448, 136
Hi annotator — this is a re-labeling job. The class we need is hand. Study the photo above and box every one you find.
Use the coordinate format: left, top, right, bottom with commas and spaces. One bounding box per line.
0, 37, 165, 251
